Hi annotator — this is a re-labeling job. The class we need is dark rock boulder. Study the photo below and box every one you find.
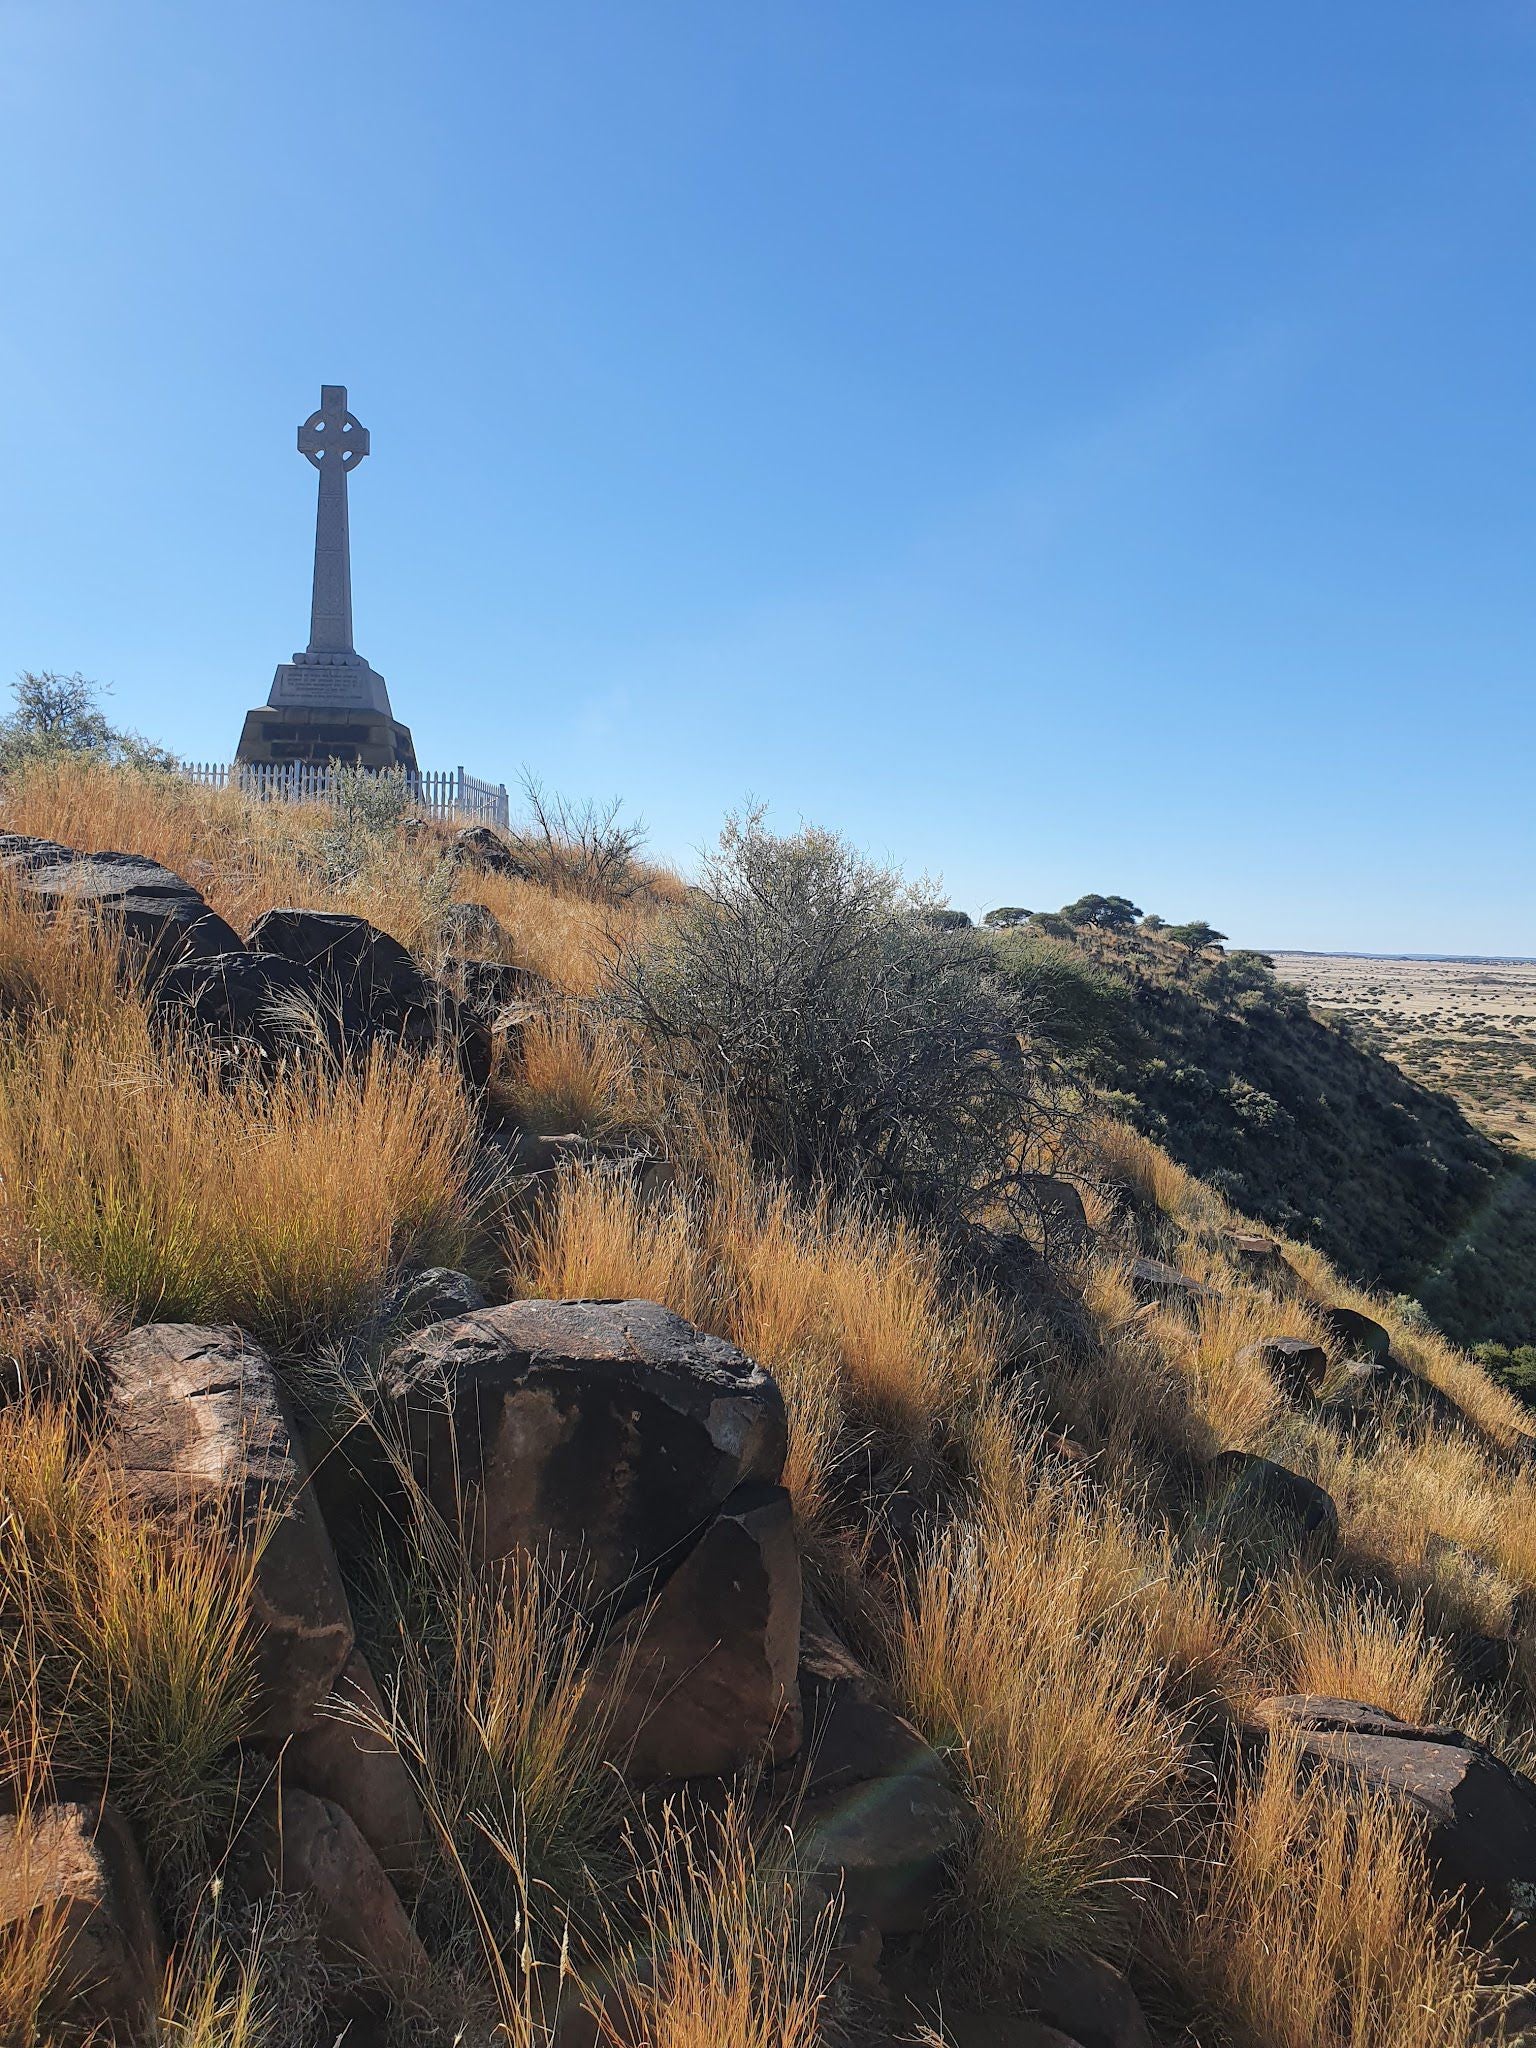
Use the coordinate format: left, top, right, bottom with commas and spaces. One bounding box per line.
385, 1299, 787, 1602
1239, 1336, 1330, 1401
1130, 1257, 1218, 1310
0, 1800, 163, 2036
105, 1323, 354, 1736
283, 1648, 426, 1885
588, 1481, 802, 1783
1249, 1695, 1536, 1952
151, 948, 332, 1057
248, 907, 490, 1085
453, 823, 530, 877
1204, 1451, 1339, 1561
1223, 1231, 1292, 1284
1319, 1305, 1391, 1363
1022, 1955, 1154, 2048
790, 1606, 972, 1936
247, 907, 432, 1016
375, 1266, 486, 1338
17, 846, 241, 967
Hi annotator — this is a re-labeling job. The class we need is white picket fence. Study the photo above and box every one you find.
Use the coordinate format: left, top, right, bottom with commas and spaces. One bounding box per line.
180, 760, 510, 831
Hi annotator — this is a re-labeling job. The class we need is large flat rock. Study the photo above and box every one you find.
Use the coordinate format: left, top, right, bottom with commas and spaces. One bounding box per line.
105, 1322, 354, 1736
385, 1298, 788, 1601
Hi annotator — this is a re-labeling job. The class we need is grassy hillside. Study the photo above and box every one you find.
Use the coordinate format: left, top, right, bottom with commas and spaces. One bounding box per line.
990, 918, 1536, 1346
3, 756, 1536, 2045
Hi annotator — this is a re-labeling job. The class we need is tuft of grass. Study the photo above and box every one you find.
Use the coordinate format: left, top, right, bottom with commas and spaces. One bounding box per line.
1267, 1576, 1454, 1725
594, 1796, 836, 2048
1171, 1739, 1493, 2048
0, 1001, 471, 1351
0, 1404, 259, 1894
153, 1909, 297, 2048
888, 1481, 1193, 1976
497, 1002, 646, 1137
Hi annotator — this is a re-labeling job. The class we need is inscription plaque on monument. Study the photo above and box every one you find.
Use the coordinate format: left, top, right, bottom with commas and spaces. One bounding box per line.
235, 385, 418, 771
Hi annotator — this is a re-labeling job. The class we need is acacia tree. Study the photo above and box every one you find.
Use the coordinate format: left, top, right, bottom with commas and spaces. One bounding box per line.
1060, 893, 1143, 931
983, 906, 1032, 929
1165, 920, 1228, 953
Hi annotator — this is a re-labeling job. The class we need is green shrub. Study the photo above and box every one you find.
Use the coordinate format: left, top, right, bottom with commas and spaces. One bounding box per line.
615, 812, 1061, 1223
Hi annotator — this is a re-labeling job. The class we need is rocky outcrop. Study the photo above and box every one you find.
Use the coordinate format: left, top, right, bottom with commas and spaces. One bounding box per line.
0, 1800, 163, 2035
236, 1785, 427, 2014
1204, 1451, 1339, 1561
247, 907, 491, 1084
1022, 1955, 1154, 2048
104, 1323, 354, 1736
588, 1481, 801, 1782
385, 1299, 787, 1602
1318, 1305, 1391, 1363
283, 1648, 427, 1884
2, 837, 241, 967
1247, 1695, 1536, 1953
453, 823, 530, 878
151, 947, 332, 1057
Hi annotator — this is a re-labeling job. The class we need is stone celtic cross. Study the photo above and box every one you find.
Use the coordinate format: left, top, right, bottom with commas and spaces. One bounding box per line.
238, 381, 414, 771
299, 384, 369, 656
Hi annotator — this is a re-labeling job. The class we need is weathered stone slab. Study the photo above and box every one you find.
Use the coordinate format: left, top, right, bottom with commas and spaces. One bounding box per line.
589, 1481, 802, 1783
385, 1299, 787, 1602
0, 1800, 162, 2034
105, 1323, 354, 1735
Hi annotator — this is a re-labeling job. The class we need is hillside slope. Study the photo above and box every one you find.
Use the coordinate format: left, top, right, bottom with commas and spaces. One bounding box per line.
997, 921, 1536, 1345
5, 758, 1536, 2047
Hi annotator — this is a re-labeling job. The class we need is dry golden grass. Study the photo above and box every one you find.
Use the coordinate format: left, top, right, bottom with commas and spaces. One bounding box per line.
1261, 1575, 1454, 1724
498, 1003, 647, 1137
1087, 1116, 1228, 1235
155, 1915, 286, 2048
0, 1403, 259, 1888
0, 755, 684, 999
888, 1481, 1197, 1973
512, 1152, 1008, 1532
0, 994, 472, 1351
596, 1798, 836, 2048
1295, 1421, 1535, 1645
466, 870, 674, 997
1173, 1740, 1493, 2048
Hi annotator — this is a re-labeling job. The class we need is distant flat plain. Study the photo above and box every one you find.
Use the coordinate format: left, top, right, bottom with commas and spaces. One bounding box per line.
1271, 952, 1536, 1149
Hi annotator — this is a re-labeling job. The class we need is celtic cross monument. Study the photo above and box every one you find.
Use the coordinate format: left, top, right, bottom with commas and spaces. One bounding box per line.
236, 384, 418, 772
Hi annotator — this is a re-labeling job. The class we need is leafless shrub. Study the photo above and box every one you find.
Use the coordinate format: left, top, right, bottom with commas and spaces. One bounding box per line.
510, 774, 647, 902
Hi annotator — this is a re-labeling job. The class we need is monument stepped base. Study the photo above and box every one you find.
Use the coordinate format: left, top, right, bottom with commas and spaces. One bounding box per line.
235, 704, 418, 774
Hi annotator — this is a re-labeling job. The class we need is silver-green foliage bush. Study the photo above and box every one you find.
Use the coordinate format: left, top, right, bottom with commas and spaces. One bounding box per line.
616, 811, 1061, 1223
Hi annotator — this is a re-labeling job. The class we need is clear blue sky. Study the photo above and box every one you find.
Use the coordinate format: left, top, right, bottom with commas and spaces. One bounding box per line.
3, 2, 1534, 953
